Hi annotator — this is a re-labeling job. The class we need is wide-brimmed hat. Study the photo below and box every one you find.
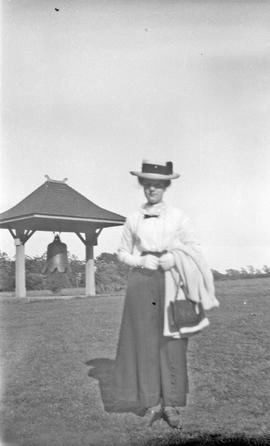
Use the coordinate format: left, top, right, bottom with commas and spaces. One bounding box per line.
130, 159, 180, 180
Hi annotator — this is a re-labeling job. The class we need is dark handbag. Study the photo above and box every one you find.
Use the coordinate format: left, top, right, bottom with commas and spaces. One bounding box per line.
169, 300, 205, 330
168, 278, 208, 336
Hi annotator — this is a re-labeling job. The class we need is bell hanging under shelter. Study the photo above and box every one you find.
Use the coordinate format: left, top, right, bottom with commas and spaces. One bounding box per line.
43, 234, 70, 273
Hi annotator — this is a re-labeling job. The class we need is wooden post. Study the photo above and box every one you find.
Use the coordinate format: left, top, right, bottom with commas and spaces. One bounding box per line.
76, 229, 101, 297
15, 237, 26, 298
85, 237, 95, 296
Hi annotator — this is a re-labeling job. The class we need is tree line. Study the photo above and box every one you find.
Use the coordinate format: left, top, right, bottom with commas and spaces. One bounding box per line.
0, 251, 129, 294
0, 250, 269, 294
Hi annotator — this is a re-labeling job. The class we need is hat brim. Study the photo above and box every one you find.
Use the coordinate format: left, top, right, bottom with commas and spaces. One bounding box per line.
130, 171, 180, 180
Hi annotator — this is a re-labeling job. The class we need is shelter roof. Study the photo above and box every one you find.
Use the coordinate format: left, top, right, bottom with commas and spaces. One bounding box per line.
0, 178, 125, 233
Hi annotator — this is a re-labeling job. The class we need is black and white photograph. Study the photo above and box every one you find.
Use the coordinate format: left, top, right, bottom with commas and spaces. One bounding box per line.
1, 1, 270, 445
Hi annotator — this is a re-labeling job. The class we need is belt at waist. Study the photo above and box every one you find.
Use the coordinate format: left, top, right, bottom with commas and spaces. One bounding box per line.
141, 250, 167, 258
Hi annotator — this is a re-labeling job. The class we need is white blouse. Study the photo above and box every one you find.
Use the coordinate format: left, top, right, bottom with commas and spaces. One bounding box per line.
118, 201, 200, 266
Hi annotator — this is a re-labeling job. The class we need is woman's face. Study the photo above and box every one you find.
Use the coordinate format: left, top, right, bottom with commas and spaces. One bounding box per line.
142, 179, 167, 205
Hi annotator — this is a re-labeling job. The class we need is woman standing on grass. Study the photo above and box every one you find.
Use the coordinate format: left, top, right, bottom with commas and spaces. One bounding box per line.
113, 159, 219, 429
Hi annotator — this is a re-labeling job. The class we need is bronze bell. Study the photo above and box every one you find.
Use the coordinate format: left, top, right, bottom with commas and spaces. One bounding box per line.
43, 234, 70, 273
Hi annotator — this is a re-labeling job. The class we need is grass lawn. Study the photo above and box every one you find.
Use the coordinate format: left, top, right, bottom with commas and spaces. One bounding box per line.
0, 278, 270, 446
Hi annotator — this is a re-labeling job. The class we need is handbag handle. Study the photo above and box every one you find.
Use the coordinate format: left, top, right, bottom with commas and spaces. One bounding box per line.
170, 268, 190, 301
178, 278, 189, 300
174, 271, 202, 305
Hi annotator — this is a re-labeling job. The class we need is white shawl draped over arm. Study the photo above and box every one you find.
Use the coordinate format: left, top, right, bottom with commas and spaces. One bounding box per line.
163, 242, 219, 338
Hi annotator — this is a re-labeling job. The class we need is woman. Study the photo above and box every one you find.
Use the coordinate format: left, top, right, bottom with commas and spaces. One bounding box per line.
113, 159, 219, 429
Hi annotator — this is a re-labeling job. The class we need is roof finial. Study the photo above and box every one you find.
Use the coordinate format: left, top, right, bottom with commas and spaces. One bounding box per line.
44, 175, 68, 183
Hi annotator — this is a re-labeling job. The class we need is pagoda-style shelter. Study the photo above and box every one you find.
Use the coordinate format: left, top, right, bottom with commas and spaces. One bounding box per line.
0, 177, 125, 297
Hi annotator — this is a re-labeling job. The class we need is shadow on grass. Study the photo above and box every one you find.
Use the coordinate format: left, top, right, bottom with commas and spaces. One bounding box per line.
86, 358, 145, 417
144, 433, 270, 446
85, 360, 269, 446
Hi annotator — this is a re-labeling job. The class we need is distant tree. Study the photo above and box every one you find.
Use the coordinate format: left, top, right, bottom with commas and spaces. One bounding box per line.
95, 252, 129, 293
96, 252, 117, 264
225, 268, 241, 279
26, 273, 45, 290
25, 253, 46, 274
240, 267, 249, 277
0, 251, 15, 291
247, 265, 256, 276
25, 253, 50, 290
44, 271, 72, 293
211, 269, 226, 281
262, 265, 270, 275
67, 253, 84, 286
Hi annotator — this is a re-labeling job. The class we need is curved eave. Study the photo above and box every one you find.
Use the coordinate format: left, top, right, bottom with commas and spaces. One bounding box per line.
0, 213, 125, 233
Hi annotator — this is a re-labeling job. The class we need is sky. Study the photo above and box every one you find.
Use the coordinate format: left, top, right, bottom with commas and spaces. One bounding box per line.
1, 0, 270, 272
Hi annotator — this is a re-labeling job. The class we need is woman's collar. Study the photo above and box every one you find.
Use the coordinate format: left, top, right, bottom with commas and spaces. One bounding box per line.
140, 201, 167, 215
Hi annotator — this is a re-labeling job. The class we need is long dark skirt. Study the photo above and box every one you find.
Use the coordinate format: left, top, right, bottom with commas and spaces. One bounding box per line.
114, 267, 189, 409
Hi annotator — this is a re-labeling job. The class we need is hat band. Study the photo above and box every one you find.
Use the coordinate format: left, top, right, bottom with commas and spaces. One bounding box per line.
142, 163, 172, 175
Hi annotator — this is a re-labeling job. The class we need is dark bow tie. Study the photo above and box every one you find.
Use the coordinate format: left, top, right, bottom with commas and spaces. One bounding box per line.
144, 214, 159, 219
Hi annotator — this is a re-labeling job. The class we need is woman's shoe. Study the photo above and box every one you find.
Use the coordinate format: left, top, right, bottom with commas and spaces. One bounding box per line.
144, 404, 163, 427
163, 406, 182, 429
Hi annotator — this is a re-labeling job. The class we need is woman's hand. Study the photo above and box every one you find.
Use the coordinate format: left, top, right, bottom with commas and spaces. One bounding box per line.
159, 253, 175, 271
140, 255, 160, 270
